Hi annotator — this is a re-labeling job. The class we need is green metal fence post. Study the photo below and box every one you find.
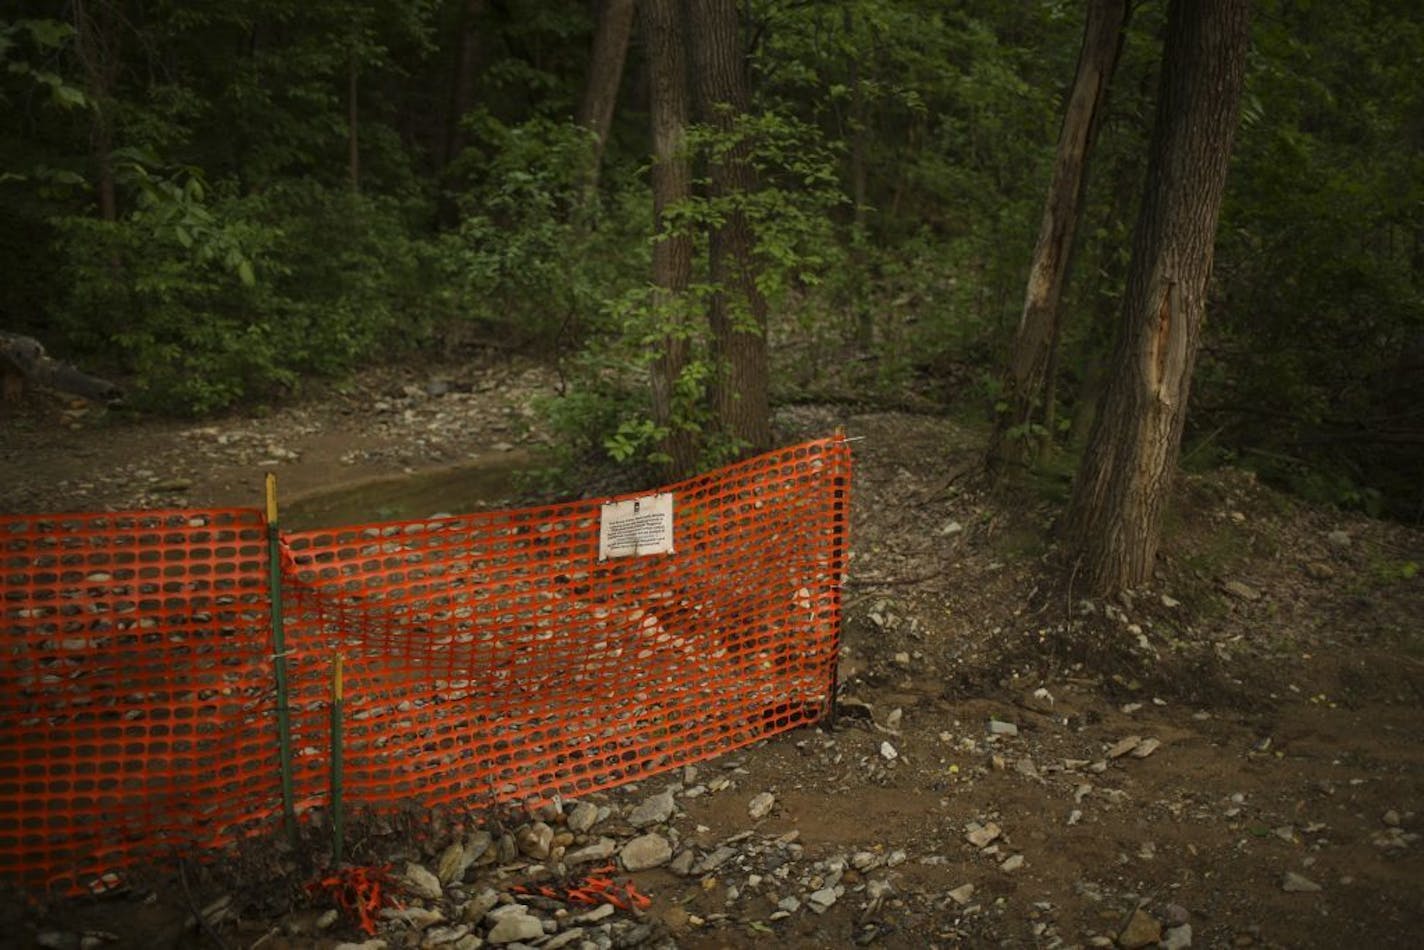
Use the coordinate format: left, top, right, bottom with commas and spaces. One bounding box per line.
266, 473, 299, 847
331, 653, 345, 866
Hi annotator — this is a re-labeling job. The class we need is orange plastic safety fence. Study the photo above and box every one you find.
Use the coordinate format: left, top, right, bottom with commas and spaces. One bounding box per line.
0, 509, 276, 892
0, 438, 850, 892
279, 437, 851, 811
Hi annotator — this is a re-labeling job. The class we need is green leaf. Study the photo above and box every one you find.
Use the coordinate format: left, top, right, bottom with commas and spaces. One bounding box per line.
21, 19, 74, 49
52, 84, 87, 109
237, 260, 255, 287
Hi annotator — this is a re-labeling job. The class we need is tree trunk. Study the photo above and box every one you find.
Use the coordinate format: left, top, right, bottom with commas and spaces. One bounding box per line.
443, 0, 486, 171
74, 0, 121, 222
846, 5, 874, 350
1063, 0, 1252, 594
686, 0, 773, 456
642, 0, 698, 477
348, 51, 361, 192
986, 0, 1129, 475
577, 0, 635, 198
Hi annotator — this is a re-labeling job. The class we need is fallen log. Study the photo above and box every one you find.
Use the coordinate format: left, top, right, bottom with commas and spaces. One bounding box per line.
1, 332, 123, 404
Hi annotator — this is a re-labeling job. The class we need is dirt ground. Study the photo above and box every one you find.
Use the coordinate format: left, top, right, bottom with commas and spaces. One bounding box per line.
2, 359, 1422, 949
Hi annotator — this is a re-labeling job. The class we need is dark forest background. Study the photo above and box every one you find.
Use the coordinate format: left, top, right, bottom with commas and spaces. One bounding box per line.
3, 1, 1420, 530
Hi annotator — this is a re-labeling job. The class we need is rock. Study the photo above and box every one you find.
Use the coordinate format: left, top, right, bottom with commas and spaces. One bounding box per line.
382, 906, 444, 928
851, 851, 880, 871
423, 924, 471, 946
1163, 923, 1194, 949
486, 913, 545, 944
576, 903, 616, 924
965, 822, 1002, 848
1131, 738, 1161, 759
566, 837, 618, 865
1383, 809, 1401, 827
1000, 854, 1024, 872
403, 862, 443, 901
1118, 908, 1162, 949
808, 886, 840, 912
1223, 580, 1261, 601
567, 801, 601, 833
153, 477, 193, 492
1305, 561, 1335, 580
436, 842, 468, 884
748, 792, 776, 820
460, 889, 500, 924
1281, 871, 1322, 893
334, 942, 388, 950
628, 790, 676, 828
893, 651, 912, 669
620, 833, 673, 871
698, 844, 737, 871
516, 821, 554, 859
668, 848, 696, 876
615, 923, 655, 946
1161, 593, 1181, 608
544, 930, 585, 950
987, 719, 1019, 736
1107, 736, 1142, 759
1327, 529, 1352, 549
495, 832, 518, 864
465, 831, 493, 864
879, 741, 898, 761
947, 883, 975, 905
1164, 903, 1191, 926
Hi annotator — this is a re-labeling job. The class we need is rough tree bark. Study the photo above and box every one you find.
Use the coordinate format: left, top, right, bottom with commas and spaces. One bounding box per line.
686, 0, 773, 456
986, 0, 1129, 475
1063, 0, 1252, 594
641, 0, 698, 477
347, 51, 360, 192
443, 0, 486, 172
577, 0, 635, 197
73, 0, 121, 223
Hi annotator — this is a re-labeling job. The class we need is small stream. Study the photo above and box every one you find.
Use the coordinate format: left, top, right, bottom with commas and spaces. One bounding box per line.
282, 450, 534, 531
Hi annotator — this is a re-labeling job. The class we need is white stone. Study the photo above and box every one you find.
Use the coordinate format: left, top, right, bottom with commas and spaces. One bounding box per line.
486, 913, 544, 944
965, 822, 1002, 848
620, 833, 673, 871
402, 862, 442, 901
628, 789, 676, 828
1282, 871, 1322, 893
566, 801, 600, 833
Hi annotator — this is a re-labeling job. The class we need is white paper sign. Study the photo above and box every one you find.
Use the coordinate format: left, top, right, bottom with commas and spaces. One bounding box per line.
598, 492, 674, 560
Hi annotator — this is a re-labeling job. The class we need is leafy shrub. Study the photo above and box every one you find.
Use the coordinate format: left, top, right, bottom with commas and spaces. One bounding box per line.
52, 163, 436, 414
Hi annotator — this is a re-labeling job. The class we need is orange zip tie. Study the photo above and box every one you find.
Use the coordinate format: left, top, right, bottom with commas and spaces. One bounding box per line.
511, 863, 652, 913
308, 864, 400, 936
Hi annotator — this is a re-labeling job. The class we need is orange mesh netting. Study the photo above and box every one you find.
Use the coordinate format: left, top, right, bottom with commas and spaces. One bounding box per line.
1, 437, 850, 891
0, 509, 276, 891
280, 437, 850, 809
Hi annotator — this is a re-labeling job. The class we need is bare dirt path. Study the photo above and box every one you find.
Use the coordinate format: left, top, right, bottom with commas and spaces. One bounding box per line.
3, 364, 1422, 949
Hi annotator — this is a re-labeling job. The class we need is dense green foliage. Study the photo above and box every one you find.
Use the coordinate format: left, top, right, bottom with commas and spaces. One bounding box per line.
1, 1, 1419, 516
